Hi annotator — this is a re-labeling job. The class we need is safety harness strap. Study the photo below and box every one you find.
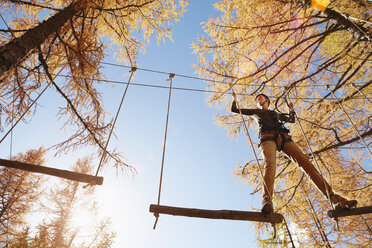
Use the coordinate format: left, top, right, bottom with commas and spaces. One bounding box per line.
259, 131, 293, 151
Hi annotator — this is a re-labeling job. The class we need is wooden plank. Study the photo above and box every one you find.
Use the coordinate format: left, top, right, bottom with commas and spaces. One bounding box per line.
327, 206, 372, 218
0, 158, 103, 185
149, 204, 284, 223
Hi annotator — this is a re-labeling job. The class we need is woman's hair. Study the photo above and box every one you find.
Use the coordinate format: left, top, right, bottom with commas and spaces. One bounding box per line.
255, 93, 270, 105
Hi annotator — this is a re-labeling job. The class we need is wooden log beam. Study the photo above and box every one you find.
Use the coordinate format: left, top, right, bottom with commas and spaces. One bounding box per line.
0, 158, 103, 185
327, 206, 372, 218
149, 204, 284, 223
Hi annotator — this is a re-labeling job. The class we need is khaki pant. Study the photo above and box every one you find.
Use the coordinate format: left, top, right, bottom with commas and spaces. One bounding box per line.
260, 134, 333, 205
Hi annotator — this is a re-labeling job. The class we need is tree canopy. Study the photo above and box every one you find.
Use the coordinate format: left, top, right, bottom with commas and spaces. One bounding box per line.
193, 0, 371, 246
0, 0, 370, 246
0, 0, 188, 172
0, 150, 115, 248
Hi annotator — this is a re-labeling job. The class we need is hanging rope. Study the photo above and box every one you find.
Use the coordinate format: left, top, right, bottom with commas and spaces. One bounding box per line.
0, 12, 16, 159
9, 81, 15, 159
350, 82, 372, 105
0, 84, 51, 145
0, 56, 67, 145
94, 67, 137, 177
231, 90, 271, 203
283, 91, 336, 210
230, 88, 296, 248
301, 184, 332, 248
153, 73, 175, 230
50, 54, 372, 90
326, 84, 372, 157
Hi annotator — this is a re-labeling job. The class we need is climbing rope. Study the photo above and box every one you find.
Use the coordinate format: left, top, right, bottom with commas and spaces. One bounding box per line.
349, 82, 372, 105
301, 184, 332, 248
53, 74, 369, 101
231, 90, 272, 205
283, 89, 338, 229
0, 11, 16, 158
326, 84, 372, 157
50, 54, 371, 91
153, 73, 175, 229
283, 91, 336, 202
0, 66, 66, 145
9, 81, 15, 159
94, 67, 137, 177
230, 88, 296, 248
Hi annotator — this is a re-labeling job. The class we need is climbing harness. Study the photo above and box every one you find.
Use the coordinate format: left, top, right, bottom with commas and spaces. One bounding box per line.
260, 130, 293, 152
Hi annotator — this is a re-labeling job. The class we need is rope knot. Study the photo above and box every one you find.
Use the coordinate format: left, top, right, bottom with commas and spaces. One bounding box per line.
168, 73, 175, 80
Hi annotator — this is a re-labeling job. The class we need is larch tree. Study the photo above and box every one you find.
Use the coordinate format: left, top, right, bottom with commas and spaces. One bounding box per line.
0, 0, 188, 172
0, 148, 44, 244
192, 0, 371, 247
7, 157, 116, 248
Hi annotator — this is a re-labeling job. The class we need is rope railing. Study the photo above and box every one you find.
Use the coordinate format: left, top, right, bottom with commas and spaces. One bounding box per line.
52, 73, 371, 101
349, 82, 372, 105
326, 85, 372, 157
94, 67, 137, 177
0, 64, 66, 144
285, 95, 336, 223
153, 73, 175, 229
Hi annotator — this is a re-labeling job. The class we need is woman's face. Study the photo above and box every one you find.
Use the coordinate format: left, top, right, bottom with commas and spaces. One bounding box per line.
256, 95, 268, 108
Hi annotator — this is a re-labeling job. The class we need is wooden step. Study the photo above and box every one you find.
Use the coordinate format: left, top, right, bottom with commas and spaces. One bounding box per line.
149, 204, 284, 223
0, 158, 103, 185
327, 206, 372, 218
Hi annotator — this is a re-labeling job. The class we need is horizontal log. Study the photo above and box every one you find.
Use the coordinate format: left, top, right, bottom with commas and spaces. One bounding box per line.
327, 206, 372, 218
149, 204, 284, 223
0, 158, 103, 185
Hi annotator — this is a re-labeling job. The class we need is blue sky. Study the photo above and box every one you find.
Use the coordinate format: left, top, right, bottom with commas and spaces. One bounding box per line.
0, 1, 283, 247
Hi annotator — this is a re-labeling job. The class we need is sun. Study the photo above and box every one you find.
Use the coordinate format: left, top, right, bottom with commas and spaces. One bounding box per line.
70, 208, 94, 229
68, 184, 120, 233
96, 186, 120, 215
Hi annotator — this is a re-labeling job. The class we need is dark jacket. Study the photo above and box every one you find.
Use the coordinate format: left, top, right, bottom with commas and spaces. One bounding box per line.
231, 100, 295, 134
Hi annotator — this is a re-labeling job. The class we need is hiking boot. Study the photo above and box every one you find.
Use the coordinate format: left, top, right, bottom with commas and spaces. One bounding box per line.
330, 193, 358, 209
261, 203, 274, 214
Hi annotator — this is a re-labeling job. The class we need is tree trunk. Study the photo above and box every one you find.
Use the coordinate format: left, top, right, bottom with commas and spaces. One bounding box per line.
0, 0, 86, 79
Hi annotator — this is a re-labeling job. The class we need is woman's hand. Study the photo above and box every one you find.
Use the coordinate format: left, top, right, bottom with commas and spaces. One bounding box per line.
231, 91, 237, 99
288, 102, 294, 110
